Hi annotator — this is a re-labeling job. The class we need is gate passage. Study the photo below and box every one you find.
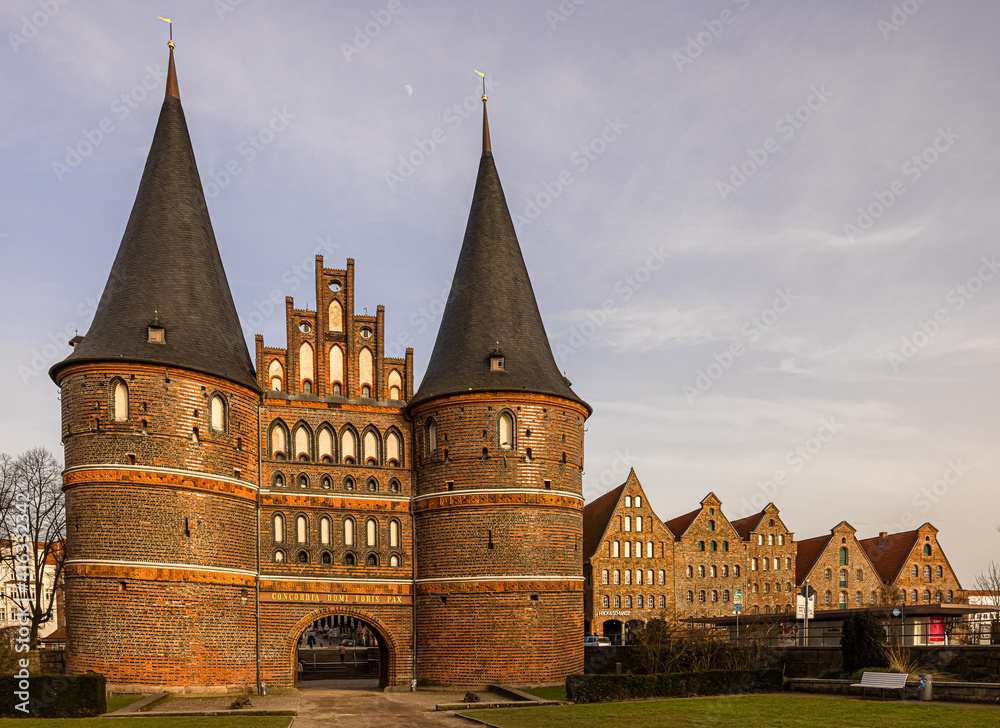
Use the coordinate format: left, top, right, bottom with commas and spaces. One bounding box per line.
298, 615, 381, 682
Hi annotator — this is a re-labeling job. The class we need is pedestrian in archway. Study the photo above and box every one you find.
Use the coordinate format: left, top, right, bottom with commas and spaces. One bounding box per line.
307, 633, 315, 648
340, 640, 346, 663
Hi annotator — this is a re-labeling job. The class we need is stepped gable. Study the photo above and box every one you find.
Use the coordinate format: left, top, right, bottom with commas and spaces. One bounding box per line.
410, 99, 588, 412
859, 529, 920, 584
50, 46, 257, 392
583, 483, 626, 560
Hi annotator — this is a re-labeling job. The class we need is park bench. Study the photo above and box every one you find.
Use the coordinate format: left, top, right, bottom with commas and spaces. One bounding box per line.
850, 671, 907, 699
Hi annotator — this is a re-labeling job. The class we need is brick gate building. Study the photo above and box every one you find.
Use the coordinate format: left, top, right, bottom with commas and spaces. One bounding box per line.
50, 45, 587, 691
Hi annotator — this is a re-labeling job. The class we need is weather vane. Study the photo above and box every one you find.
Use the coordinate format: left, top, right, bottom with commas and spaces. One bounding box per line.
475, 69, 486, 102
157, 16, 174, 48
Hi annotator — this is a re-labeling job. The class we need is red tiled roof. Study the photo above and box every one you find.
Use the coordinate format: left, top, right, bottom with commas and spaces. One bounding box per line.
40, 626, 66, 642
582, 484, 625, 560
795, 534, 833, 585
663, 507, 700, 541
859, 530, 919, 584
730, 511, 766, 540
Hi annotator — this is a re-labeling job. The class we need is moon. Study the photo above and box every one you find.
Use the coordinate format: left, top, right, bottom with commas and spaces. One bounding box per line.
405, 85, 413, 95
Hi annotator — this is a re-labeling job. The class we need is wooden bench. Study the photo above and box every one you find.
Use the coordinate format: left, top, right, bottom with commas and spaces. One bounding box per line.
850, 671, 907, 699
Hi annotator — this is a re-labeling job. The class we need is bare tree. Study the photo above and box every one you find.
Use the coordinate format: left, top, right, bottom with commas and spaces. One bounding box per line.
973, 561, 1000, 645
0, 448, 66, 647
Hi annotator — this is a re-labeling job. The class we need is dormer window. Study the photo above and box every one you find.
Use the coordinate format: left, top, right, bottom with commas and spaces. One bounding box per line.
147, 314, 165, 344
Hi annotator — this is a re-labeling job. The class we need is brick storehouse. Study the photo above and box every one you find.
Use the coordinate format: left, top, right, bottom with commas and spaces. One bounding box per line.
795, 521, 884, 611
859, 523, 964, 607
730, 504, 797, 616
50, 46, 588, 690
582, 470, 676, 639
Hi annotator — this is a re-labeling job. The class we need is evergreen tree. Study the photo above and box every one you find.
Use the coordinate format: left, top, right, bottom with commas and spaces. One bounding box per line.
841, 610, 887, 672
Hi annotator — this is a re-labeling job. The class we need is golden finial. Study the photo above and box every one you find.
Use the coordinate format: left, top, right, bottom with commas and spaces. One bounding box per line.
158, 16, 174, 48
475, 69, 486, 102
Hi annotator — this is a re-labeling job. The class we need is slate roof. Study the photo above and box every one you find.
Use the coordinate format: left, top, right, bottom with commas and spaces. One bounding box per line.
859, 530, 920, 584
582, 483, 625, 561
663, 507, 701, 541
50, 48, 257, 392
410, 103, 588, 412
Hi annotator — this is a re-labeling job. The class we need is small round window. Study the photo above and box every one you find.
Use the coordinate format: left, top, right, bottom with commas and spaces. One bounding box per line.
360, 327, 373, 339
299, 322, 312, 333
329, 281, 341, 292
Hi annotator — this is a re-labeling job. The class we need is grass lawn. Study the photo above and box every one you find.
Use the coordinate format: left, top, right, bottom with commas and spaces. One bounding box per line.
465, 693, 1000, 727
519, 686, 567, 701
105, 695, 147, 713
0, 717, 291, 727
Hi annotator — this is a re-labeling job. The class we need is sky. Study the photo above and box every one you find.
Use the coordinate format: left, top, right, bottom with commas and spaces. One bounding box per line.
2, 1, 999, 586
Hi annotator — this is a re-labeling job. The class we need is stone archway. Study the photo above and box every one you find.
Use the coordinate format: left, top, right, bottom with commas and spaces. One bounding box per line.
287, 607, 399, 688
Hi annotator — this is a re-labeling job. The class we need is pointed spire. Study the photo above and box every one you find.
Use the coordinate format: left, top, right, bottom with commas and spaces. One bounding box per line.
476, 70, 491, 154
50, 43, 258, 392
411, 88, 588, 413
166, 46, 179, 99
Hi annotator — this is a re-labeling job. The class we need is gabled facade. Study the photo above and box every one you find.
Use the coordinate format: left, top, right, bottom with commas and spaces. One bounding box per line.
731, 503, 797, 616
669, 493, 746, 619
582, 471, 675, 640
796, 521, 883, 610
859, 523, 963, 607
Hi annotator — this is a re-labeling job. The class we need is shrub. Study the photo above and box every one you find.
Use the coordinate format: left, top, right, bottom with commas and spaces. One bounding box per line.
0, 673, 107, 718
841, 611, 887, 673
818, 668, 847, 679
567, 668, 782, 703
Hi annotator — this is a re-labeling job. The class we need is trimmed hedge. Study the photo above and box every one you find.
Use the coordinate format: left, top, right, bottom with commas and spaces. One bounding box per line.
566, 668, 783, 703
0, 673, 107, 718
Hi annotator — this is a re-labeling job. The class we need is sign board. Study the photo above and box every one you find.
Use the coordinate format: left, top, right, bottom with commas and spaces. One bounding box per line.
778, 623, 800, 647
795, 594, 815, 619
734, 590, 743, 612
928, 617, 946, 644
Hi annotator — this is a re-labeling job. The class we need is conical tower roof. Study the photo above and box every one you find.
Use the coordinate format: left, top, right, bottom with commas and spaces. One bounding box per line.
50, 46, 258, 392
411, 99, 588, 412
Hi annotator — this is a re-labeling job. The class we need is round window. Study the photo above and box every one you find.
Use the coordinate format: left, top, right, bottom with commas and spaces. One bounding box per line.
299, 322, 312, 333
360, 327, 373, 339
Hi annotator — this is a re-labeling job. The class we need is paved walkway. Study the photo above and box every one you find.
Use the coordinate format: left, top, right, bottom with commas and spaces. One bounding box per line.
291, 687, 485, 727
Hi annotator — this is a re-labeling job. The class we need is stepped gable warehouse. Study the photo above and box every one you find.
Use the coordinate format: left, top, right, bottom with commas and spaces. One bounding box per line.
582, 477, 965, 643
50, 45, 588, 690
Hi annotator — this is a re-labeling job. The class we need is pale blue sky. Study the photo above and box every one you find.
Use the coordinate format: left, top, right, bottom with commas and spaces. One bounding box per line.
2, 1, 999, 584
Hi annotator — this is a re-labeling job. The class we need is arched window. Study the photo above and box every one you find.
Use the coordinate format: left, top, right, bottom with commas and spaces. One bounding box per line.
624, 516, 631, 532
268, 360, 284, 391
341, 428, 357, 463
274, 550, 285, 562
871, 591, 877, 605
722, 565, 729, 577
344, 553, 356, 566
624, 570, 631, 585
710, 541, 717, 552
636, 570, 643, 586
328, 299, 343, 332
712, 590, 718, 602
322, 552, 332, 564
935, 590, 942, 603
299, 342, 314, 391
912, 565, 919, 577
697, 541, 705, 551
386, 431, 401, 466
839, 569, 848, 585
601, 570, 609, 585
343, 476, 356, 491
752, 583, 759, 593
343, 518, 355, 546
698, 590, 706, 602
318, 428, 334, 462
387, 370, 402, 400
294, 425, 311, 461
686, 591, 693, 602
389, 554, 400, 567
272, 472, 285, 488
636, 516, 643, 532
723, 590, 730, 602
637, 595, 643, 608
723, 541, 729, 552
426, 419, 438, 454
635, 496, 641, 507
686, 565, 693, 578
329, 344, 344, 394
210, 395, 225, 431
733, 565, 740, 577
388, 478, 401, 494
922, 590, 931, 602
658, 570, 665, 585
613, 570, 620, 585
498, 411, 514, 450
297, 473, 309, 489
297, 550, 309, 564
824, 590, 832, 605
824, 568, 832, 581
602, 595, 610, 609
625, 596, 632, 608
698, 565, 705, 578
912, 589, 918, 603
363, 429, 379, 465
358, 348, 374, 396
947, 590, 953, 602
615, 596, 622, 608
389, 519, 399, 548
752, 558, 758, 571
647, 542, 654, 558
366, 518, 377, 547
634, 541, 641, 558
625, 496, 632, 507
296, 515, 307, 543
111, 379, 128, 421
624, 541, 631, 558
270, 423, 287, 459
839, 547, 848, 565
320, 517, 331, 545
659, 595, 666, 608
367, 554, 379, 567
924, 544, 932, 556
612, 541, 620, 558
710, 565, 717, 577
936, 566, 943, 578
923, 565, 931, 579
647, 569, 653, 585
273, 513, 284, 542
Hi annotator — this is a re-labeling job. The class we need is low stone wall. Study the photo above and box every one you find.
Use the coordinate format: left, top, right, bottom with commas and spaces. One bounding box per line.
788, 677, 1000, 704
768, 645, 1000, 678
583, 646, 631, 674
